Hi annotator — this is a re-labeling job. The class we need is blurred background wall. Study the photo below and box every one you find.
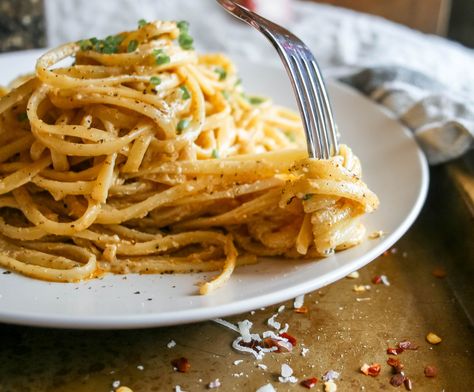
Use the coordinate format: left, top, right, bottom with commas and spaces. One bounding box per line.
0, 0, 473, 52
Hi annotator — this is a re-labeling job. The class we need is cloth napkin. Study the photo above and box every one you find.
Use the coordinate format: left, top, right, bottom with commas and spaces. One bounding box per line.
45, 0, 474, 164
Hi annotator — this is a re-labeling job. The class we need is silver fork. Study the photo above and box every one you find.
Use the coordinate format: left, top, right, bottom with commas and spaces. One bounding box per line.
216, 0, 339, 159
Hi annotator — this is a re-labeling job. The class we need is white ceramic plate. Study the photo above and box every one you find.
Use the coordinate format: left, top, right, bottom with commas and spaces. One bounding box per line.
0, 50, 428, 329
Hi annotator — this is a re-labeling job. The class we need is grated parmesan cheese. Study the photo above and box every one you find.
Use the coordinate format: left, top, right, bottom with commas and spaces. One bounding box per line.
233, 360, 244, 366
256, 384, 276, 392
174, 386, 186, 392
322, 370, 340, 382
293, 294, 305, 309
207, 379, 221, 389
353, 285, 371, 292
238, 320, 254, 343
167, 340, 176, 348
257, 363, 268, 370
301, 347, 309, 357
278, 364, 298, 384
346, 271, 360, 279
277, 305, 285, 313
267, 314, 281, 330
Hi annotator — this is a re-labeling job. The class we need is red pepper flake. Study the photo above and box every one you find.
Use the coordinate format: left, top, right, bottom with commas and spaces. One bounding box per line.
398, 341, 419, 350
294, 306, 308, 314
239, 339, 259, 349
387, 358, 404, 373
279, 332, 297, 346
263, 337, 293, 353
390, 373, 406, 387
431, 266, 447, 278
424, 365, 438, 378
171, 357, 191, 373
387, 347, 404, 355
360, 363, 381, 377
372, 275, 382, 284
300, 377, 318, 389
404, 377, 413, 390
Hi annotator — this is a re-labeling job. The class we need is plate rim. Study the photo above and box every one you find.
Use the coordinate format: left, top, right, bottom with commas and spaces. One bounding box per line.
0, 50, 429, 329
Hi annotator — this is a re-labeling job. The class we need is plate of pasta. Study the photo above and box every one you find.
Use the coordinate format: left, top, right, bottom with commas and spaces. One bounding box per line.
0, 21, 428, 328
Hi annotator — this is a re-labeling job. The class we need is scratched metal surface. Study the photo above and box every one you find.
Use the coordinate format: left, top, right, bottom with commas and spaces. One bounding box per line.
0, 167, 472, 392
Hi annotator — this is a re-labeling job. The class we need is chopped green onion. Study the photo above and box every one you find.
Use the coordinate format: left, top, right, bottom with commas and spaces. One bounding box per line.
180, 86, 191, 100
153, 49, 170, 65
178, 33, 194, 50
150, 76, 161, 86
17, 112, 28, 122
303, 194, 313, 201
78, 39, 94, 51
102, 35, 124, 54
177, 20, 189, 32
176, 20, 193, 50
211, 149, 219, 159
248, 96, 266, 105
138, 19, 147, 28
214, 67, 227, 81
127, 40, 139, 53
176, 119, 190, 133
79, 35, 124, 54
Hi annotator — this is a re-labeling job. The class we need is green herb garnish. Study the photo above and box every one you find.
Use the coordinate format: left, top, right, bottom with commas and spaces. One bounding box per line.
138, 19, 147, 28
214, 67, 227, 81
177, 20, 194, 50
153, 49, 170, 65
177, 20, 189, 31
248, 96, 266, 105
211, 149, 219, 159
176, 119, 190, 133
178, 33, 194, 50
127, 40, 139, 53
303, 194, 313, 201
17, 112, 28, 122
180, 86, 191, 100
150, 76, 161, 86
78, 38, 96, 51
78, 35, 124, 54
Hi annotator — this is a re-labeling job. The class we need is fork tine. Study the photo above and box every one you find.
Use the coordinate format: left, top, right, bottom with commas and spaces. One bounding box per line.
216, 0, 339, 158
278, 50, 320, 158
290, 55, 326, 158
298, 55, 331, 159
309, 59, 339, 156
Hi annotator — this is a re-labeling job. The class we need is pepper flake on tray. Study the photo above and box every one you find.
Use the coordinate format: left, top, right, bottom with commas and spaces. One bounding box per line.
387, 347, 404, 355
390, 373, 406, 387
387, 357, 404, 373
360, 363, 381, 377
300, 377, 318, 389
431, 266, 447, 278
398, 340, 419, 350
171, 357, 191, 373
324, 380, 337, 392
426, 332, 442, 345
424, 365, 438, 378
372, 274, 390, 285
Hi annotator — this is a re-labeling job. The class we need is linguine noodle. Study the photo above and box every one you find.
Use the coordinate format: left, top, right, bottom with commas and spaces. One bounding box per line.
0, 20, 378, 294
